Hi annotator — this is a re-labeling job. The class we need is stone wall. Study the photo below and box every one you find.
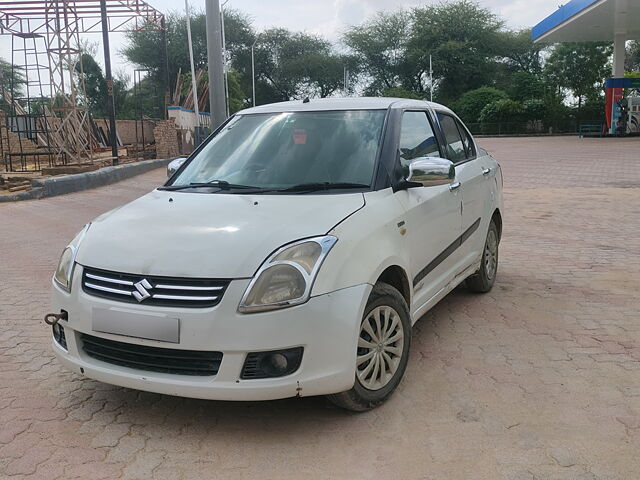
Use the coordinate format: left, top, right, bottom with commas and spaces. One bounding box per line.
93, 119, 157, 145
153, 119, 180, 159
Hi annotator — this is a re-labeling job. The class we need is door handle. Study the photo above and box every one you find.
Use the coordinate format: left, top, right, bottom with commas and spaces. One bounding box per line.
482, 167, 492, 176
449, 182, 461, 192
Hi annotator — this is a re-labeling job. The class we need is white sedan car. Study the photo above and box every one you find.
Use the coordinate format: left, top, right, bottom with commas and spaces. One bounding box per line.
49, 98, 503, 411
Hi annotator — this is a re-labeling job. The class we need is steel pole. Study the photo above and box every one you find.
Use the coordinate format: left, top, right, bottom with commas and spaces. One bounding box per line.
185, 0, 200, 120
221, 5, 229, 117
99, 0, 118, 165
205, 0, 226, 128
160, 16, 170, 119
251, 42, 256, 107
429, 55, 433, 102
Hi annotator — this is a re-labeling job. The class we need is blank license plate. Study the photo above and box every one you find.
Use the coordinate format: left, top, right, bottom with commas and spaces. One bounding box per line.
92, 307, 180, 343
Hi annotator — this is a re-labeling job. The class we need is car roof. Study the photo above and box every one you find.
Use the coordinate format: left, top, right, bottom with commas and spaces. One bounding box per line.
237, 97, 454, 115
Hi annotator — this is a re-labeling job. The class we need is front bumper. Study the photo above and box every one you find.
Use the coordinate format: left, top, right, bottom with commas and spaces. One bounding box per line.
51, 266, 371, 401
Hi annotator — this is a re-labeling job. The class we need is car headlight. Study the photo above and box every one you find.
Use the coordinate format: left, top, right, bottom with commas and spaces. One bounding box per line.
53, 224, 90, 292
238, 235, 338, 313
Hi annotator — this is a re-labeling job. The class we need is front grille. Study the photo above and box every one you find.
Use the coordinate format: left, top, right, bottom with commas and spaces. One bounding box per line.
81, 267, 230, 308
80, 333, 223, 376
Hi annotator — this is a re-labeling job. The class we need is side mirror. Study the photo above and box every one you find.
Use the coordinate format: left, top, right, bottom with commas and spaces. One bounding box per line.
167, 157, 187, 178
406, 157, 455, 187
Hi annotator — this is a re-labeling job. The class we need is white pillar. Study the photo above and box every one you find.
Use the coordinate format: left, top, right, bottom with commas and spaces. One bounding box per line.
613, 33, 626, 78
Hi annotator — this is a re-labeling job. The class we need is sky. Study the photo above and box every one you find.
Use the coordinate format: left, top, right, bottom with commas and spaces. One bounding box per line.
1, 0, 564, 86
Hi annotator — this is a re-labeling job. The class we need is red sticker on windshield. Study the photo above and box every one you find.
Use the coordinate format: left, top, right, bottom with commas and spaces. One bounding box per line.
293, 129, 308, 144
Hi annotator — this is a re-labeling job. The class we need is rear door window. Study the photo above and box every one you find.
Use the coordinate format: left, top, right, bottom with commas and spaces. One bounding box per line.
398, 111, 441, 172
455, 118, 476, 159
437, 113, 467, 164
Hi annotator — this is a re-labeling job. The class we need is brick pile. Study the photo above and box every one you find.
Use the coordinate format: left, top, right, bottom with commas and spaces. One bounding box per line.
153, 119, 180, 159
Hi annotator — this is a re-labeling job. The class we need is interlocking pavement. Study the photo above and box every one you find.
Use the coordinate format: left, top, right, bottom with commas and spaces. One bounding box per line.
1, 136, 639, 479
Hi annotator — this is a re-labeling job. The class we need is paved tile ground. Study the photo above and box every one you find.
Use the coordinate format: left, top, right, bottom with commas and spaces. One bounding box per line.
1, 136, 639, 479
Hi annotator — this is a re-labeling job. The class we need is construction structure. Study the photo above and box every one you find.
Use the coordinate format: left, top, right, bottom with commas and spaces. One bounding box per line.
0, 0, 167, 172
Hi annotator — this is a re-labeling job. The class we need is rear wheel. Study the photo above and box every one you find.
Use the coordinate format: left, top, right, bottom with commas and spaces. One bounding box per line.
327, 283, 411, 412
466, 219, 499, 293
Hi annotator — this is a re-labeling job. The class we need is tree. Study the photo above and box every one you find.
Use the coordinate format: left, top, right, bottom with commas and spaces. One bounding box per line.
498, 29, 544, 75
626, 41, 640, 73
506, 71, 545, 102
0, 57, 26, 113
343, 10, 415, 95
251, 28, 348, 101
521, 99, 548, 122
75, 52, 129, 119
480, 99, 523, 122
123, 11, 255, 111
123, 12, 347, 111
544, 42, 613, 107
454, 87, 509, 123
409, 1, 504, 102
383, 87, 423, 100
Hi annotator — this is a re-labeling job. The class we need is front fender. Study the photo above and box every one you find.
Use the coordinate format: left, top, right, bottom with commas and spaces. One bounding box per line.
312, 188, 412, 298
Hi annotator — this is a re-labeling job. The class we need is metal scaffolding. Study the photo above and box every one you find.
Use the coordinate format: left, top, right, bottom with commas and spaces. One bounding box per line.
0, 1, 164, 167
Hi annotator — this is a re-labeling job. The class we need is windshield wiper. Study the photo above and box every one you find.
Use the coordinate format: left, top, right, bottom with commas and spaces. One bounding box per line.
278, 182, 371, 193
159, 180, 262, 192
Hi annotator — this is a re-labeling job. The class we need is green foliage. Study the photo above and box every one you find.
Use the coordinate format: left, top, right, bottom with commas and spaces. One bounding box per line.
123, 11, 347, 112
0, 57, 25, 112
544, 42, 613, 106
227, 70, 246, 114
343, 1, 513, 103
409, 1, 504, 102
626, 41, 640, 72
75, 53, 129, 119
507, 72, 545, 102
479, 99, 523, 125
343, 11, 414, 95
454, 87, 508, 123
112, 0, 615, 131
497, 29, 543, 75
255, 29, 347, 100
521, 99, 548, 122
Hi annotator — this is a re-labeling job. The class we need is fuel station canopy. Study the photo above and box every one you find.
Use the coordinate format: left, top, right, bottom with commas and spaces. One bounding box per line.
532, 0, 640, 134
532, 0, 639, 78
532, 0, 640, 43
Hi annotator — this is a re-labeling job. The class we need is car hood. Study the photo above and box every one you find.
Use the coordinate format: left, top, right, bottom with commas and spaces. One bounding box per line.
76, 189, 364, 278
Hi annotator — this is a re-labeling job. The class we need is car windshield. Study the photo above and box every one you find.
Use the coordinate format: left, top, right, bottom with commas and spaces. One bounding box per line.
169, 110, 387, 191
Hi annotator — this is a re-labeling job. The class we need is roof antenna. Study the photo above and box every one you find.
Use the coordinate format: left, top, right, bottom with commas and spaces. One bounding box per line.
303, 97, 310, 104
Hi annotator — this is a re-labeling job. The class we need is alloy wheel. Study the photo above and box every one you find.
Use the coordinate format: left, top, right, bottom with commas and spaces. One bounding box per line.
484, 228, 498, 281
357, 306, 405, 391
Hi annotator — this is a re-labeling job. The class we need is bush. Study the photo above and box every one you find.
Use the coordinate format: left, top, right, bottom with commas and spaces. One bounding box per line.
478, 99, 525, 133
508, 72, 544, 102
522, 99, 548, 122
453, 87, 509, 123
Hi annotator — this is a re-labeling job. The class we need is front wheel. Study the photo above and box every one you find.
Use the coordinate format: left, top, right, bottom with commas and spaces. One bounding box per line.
327, 283, 411, 412
466, 219, 499, 293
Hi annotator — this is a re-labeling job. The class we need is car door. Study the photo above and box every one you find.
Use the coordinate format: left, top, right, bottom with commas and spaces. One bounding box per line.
436, 111, 490, 269
393, 111, 463, 311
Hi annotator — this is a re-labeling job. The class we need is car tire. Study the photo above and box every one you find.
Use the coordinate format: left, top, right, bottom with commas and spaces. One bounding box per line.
466, 219, 499, 293
327, 282, 411, 412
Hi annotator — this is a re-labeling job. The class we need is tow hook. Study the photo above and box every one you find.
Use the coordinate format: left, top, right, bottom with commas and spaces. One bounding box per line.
44, 311, 67, 326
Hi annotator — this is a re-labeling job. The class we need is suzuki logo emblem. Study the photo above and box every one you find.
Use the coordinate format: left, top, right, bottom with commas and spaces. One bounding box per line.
132, 279, 152, 302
